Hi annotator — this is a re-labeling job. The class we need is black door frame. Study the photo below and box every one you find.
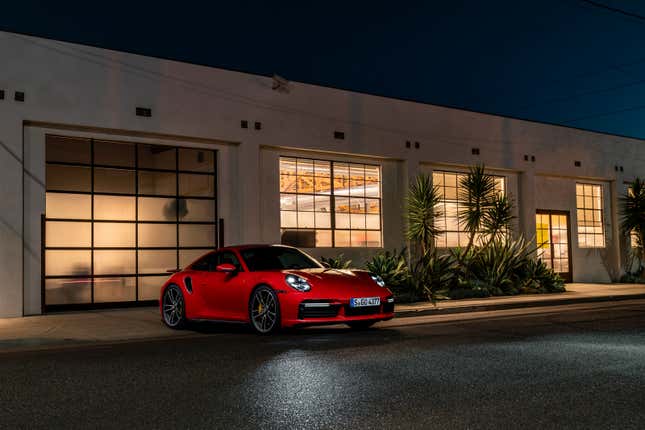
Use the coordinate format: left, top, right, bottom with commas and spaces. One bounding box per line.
536, 210, 573, 282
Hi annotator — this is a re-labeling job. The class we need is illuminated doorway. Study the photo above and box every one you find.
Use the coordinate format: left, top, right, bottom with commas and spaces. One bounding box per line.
535, 211, 572, 282
43, 135, 219, 310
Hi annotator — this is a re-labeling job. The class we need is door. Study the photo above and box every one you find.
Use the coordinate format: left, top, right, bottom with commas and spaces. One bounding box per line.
199, 251, 247, 320
535, 211, 572, 282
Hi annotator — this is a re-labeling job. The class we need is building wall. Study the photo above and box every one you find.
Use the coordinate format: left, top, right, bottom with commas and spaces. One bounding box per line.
0, 31, 643, 316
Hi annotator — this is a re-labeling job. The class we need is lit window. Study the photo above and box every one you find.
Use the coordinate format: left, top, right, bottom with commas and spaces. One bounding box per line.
576, 183, 605, 248
432, 171, 505, 248
279, 157, 381, 247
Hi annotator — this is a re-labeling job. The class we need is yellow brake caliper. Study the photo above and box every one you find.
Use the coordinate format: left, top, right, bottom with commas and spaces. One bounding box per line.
258, 303, 263, 314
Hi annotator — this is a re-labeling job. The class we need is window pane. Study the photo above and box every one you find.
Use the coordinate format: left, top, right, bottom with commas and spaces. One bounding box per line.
335, 213, 350, 229
366, 199, 380, 214
315, 176, 332, 194
298, 212, 315, 228
46, 165, 91, 192
280, 158, 297, 175
138, 276, 168, 300
138, 144, 176, 170
139, 250, 177, 274
334, 230, 350, 247
297, 175, 314, 194
179, 148, 215, 172
46, 193, 91, 219
94, 223, 135, 247
297, 195, 315, 212
280, 229, 315, 248
139, 224, 177, 248
94, 168, 135, 194
94, 140, 135, 167
179, 173, 214, 197
139, 171, 176, 195
280, 174, 297, 193
46, 221, 91, 247
315, 196, 331, 212
366, 231, 382, 247
296, 158, 314, 175
179, 249, 206, 269
350, 198, 365, 213
94, 196, 135, 220
94, 250, 136, 275
335, 196, 350, 213
181, 199, 215, 222
281, 211, 298, 228
314, 160, 331, 177
46, 135, 91, 164
280, 194, 297, 211
334, 163, 350, 195
315, 212, 331, 228
45, 250, 91, 276
350, 214, 366, 229
351, 230, 367, 247
366, 214, 381, 230
316, 230, 332, 247
179, 224, 215, 248
45, 278, 92, 305
138, 197, 177, 221
94, 277, 136, 302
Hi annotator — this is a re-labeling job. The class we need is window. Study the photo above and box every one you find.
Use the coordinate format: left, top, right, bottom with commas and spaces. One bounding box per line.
45, 135, 218, 307
432, 171, 505, 248
576, 183, 605, 248
191, 251, 243, 272
279, 157, 381, 247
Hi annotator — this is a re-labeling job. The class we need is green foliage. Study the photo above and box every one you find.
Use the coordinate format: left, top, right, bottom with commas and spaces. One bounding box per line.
520, 258, 566, 293
481, 194, 514, 243
320, 254, 352, 269
366, 248, 409, 290
620, 178, 645, 274
458, 165, 497, 250
405, 174, 443, 254
410, 251, 457, 302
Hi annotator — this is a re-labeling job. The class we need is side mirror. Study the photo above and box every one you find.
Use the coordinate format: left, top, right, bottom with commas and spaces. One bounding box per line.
215, 263, 237, 273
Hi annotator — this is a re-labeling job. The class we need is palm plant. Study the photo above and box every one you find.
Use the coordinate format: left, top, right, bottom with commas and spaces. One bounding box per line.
410, 250, 457, 302
458, 165, 497, 253
481, 194, 514, 244
620, 178, 645, 273
366, 248, 409, 290
405, 174, 443, 255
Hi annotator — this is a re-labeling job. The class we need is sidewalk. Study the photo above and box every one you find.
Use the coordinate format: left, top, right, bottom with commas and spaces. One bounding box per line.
1, 283, 644, 353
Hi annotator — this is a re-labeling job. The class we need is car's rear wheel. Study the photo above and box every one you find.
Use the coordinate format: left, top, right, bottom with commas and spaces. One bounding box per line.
346, 320, 376, 330
249, 286, 280, 335
162, 284, 186, 329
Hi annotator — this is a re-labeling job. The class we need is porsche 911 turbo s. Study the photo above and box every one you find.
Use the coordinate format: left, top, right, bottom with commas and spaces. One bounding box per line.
160, 244, 395, 334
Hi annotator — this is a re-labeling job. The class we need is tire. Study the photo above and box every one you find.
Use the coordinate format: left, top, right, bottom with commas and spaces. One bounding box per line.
346, 320, 376, 330
249, 286, 281, 335
162, 284, 187, 329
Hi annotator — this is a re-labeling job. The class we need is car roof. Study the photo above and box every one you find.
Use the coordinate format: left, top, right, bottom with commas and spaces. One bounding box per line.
219, 244, 295, 252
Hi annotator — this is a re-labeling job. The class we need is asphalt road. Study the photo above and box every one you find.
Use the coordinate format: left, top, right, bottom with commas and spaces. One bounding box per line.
1, 302, 644, 430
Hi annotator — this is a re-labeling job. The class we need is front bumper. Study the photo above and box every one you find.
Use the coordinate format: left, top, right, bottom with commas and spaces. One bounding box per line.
280, 294, 395, 327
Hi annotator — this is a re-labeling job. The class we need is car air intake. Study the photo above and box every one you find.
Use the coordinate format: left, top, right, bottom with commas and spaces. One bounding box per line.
184, 277, 193, 294
298, 302, 340, 319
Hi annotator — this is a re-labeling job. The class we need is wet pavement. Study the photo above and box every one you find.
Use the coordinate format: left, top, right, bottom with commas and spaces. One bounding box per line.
1, 301, 644, 429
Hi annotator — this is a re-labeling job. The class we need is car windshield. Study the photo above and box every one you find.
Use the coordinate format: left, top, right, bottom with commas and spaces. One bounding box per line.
240, 247, 322, 271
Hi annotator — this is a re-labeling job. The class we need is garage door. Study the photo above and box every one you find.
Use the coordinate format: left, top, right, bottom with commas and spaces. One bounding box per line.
44, 135, 219, 310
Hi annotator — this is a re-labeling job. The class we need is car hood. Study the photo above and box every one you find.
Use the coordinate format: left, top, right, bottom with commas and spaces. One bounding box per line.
283, 268, 388, 296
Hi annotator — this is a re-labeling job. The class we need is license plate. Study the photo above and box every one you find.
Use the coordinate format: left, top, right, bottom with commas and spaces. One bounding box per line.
349, 297, 381, 307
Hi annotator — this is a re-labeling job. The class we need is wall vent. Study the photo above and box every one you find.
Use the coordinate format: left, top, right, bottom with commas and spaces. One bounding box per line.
471, 148, 480, 155
254, 121, 262, 130
406, 140, 411, 148
241, 120, 248, 129
334, 131, 345, 140
531, 155, 535, 162
524, 155, 529, 161
14, 91, 25, 102
415, 141, 420, 149
136, 107, 152, 117
574, 161, 581, 167
0, 90, 4, 100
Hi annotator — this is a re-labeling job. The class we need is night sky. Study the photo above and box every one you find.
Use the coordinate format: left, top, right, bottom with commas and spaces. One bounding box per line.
3, 0, 645, 139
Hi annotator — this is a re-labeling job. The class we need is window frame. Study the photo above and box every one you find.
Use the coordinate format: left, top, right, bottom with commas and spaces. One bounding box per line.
279, 156, 383, 248
575, 182, 606, 249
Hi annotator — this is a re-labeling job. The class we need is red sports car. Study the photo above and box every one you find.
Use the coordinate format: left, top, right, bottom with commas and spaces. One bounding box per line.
160, 244, 395, 334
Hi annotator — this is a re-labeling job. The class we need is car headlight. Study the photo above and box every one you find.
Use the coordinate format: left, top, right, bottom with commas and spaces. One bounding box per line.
370, 273, 386, 287
285, 274, 311, 292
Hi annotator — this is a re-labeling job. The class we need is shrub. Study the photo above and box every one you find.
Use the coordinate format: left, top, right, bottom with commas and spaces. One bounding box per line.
518, 258, 565, 293
320, 254, 352, 269
410, 251, 457, 302
366, 248, 409, 290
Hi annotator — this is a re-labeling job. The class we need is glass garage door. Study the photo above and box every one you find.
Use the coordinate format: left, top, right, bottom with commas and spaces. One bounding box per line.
44, 135, 218, 309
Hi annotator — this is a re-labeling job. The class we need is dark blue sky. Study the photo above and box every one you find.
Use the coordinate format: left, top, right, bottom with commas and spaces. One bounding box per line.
3, 0, 645, 138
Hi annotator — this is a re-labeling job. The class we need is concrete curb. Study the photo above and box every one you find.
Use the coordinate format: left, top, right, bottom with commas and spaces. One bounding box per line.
393, 293, 645, 318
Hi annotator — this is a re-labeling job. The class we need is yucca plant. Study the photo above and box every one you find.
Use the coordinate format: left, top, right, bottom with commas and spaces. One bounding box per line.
405, 174, 443, 255
366, 248, 409, 290
481, 194, 514, 244
320, 254, 352, 269
410, 250, 457, 302
620, 178, 645, 274
458, 164, 497, 253
467, 236, 534, 294
520, 258, 565, 293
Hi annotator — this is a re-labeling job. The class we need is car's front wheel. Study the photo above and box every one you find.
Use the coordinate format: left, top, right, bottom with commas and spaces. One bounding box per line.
162, 284, 187, 329
249, 286, 280, 335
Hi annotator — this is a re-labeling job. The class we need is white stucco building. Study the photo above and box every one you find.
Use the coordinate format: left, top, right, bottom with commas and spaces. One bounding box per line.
0, 30, 639, 317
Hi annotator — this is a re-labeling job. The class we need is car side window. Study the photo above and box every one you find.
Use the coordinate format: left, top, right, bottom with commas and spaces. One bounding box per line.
191, 253, 217, 271
217, 251, 243, 272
